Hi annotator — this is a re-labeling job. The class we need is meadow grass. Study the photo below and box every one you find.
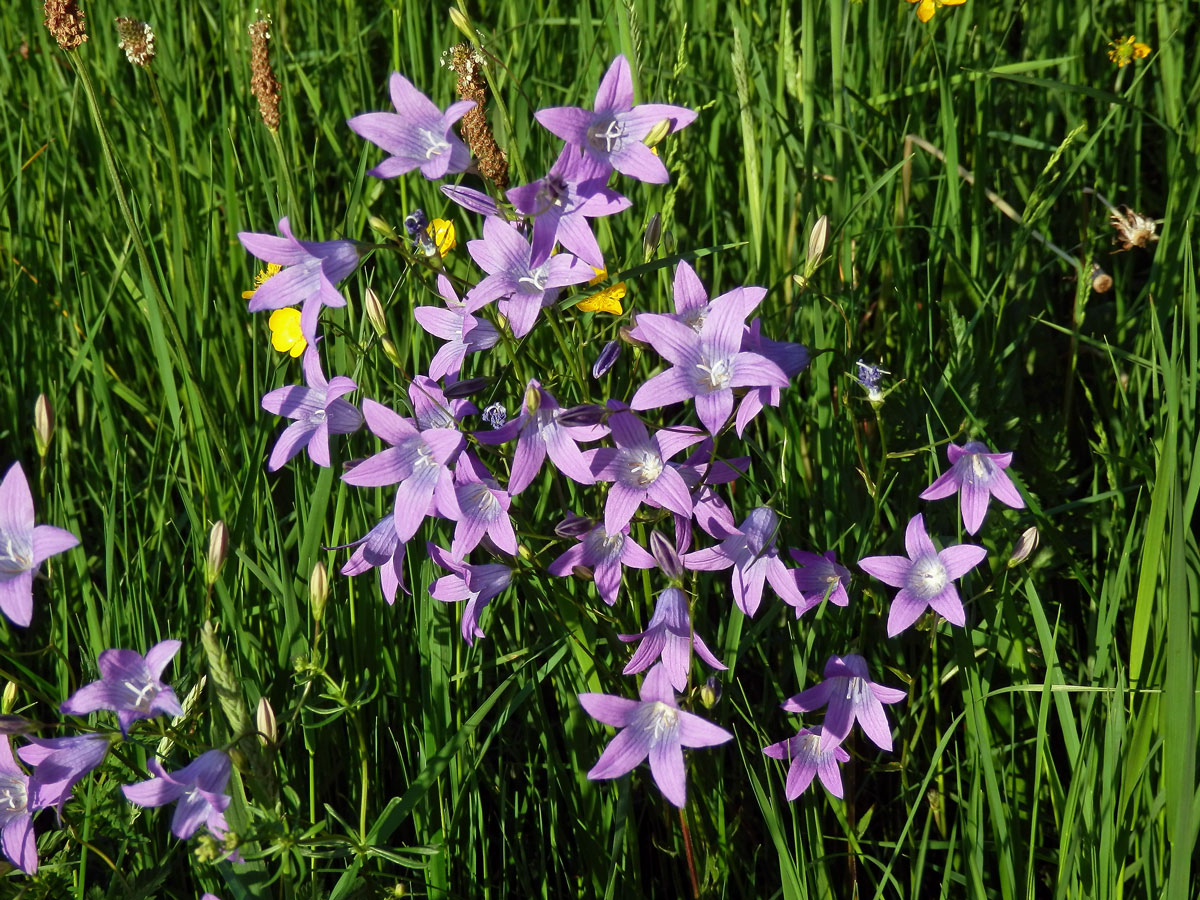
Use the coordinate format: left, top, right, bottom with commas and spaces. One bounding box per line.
1, 0, 1198, 897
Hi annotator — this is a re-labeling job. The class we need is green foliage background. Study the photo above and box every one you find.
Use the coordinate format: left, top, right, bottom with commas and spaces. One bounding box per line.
1, 0, 1197, 897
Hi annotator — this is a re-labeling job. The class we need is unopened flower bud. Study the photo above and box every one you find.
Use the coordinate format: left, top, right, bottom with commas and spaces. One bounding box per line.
445, 377, 492, 399
643, 118, 672, 149
806, 214, 829, 270
517, 544, 534, 562
642, 213, 662, 260
1, 682, 17, 716
700, 676, 722, 708
557, 404, 606, 428
206, 521, 229, 587
524, 382, 542, 413
310, 561, 329, 623
592, 341, 620, 378
364, 288, 388, 337
1007, 526, 1039, 567
554, 513, 594, 539
619, 323, 651, 351
368, 216, 399, 241
650, 531, 683, 579
34, 394, 53, 458
380, 337, 403, 369
662, 230, 677, 256
256, 696, 277, 745
448, 6, 474, 41
571, 565, 594, 581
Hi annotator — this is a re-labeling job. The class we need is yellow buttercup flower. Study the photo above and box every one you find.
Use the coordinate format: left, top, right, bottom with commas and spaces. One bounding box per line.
579, 268, 626, 315
1107, 35, 1151, 67
268, 307, 307, 357
426, 218, 456, 257
906, 0, 966, 23
241, 262, 282, 300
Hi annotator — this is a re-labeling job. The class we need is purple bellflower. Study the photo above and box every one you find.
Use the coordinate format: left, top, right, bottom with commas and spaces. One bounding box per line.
507, 144, 631, 267
546, 522, 655, 607
535, 55, 698, 185
121, 749, 232, 840
18, 733, 110, 818
60, 640, 185, 737
619, 587, 726, 690
859, 513, 987, 636
340, 515, 408, 604
626, 261, 758, 340
683, 507, 807, 617
413, 275, 500, 381
919, 441, 1025, 535
341, 399, 463, 543
789, 549, 852, 616
585, 404, 704, 533
475, 380, 607, 495
631, 295, 788, 436
448, 453, 517, 558
0, 736, 35, 874
238, 217, 361, 345
408, 374, 477, 432
578, 663, 732, 807
762, 727, 851, 800
0, 461, 79, 627
347, 73, 474, 180
782, 654, 907, 752
261, 347, 364, 471
465, 216, 593, 337
427, 544, 513, 644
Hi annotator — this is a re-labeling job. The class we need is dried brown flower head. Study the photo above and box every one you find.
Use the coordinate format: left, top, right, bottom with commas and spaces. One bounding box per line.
248, 15, 281, 131
443, 42, 508, 189
44, 0, 89, 52
1109, 206, 1159, 252
114, 17, 155, 68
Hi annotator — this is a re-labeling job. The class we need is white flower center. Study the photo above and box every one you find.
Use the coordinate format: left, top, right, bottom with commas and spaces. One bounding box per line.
907, 555, 949, 600
419, 129, 450, 159
696, 357, 733, 391
621, 448, 663, 487
413, 442, 438, 471
0, 535, 32, 576
683, 307, 707, 333
588, 116, 626, 153
0, 776, 27, 814
645, 701, 679, 742
461, 482, 499, 519
124, 679, 158, 712
966, 453, 994, 485
517, 267, 549, 294
308, 408, 327, 425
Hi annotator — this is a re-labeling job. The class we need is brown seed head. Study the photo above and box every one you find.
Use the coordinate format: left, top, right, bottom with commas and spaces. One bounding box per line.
444, 42, 507, 189
1109, 206, 1159, 252
114, 16, 155, 67
248, 16, 281, 131
45, 0, 89, 52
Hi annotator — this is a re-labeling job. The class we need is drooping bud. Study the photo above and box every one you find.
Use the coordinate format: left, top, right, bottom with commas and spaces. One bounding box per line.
206, 521, 229, 587
444, 377, 492, 399
247, 15, 281, 131
256, 696, 277, 745
34, 394, 53, 458
554, 513, 594, 539
364, 288, 388, 337
1007, 526, 1040, 567
309, 561, 329, 624
642, 212, 662, 260
114, 17, 156, 68
650, 531, 683, 579
556, 404, 606, 428
571, 565, 594, 581
592, 341, 620, 378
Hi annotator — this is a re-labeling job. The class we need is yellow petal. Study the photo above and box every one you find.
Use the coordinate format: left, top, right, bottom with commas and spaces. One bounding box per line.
427, 219, 457, 257
917, 0, 936, 22
578, 283, 626, 315
588, 266, 608, 287
268, 307, 307, 356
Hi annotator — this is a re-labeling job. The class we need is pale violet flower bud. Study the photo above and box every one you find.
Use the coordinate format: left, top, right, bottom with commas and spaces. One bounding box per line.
1008, 526, 1039, 567
592, 341, 620, 378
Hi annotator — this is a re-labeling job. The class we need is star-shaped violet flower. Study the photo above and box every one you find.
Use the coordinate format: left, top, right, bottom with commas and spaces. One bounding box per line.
546, 522, 655, 607
585, 404, 705, 534
465, 216, 593, 337
626, 260, 758, 340
631, 296, 788, 435
859, 513, 987, 636
788, 549, 852, 617
17, 733, 110, 819
262, 347, 364, 471
507, 144, 631, 268
619, 587, 726, 690
347, 73, 474, 180
427, 544, 513, 644
683, 506, 807, 617
59, 640, 185, 737
762, 727, 851, 800
448, 453, 517, 559
475, 380, 607, 495
0, 461, 79, 627
578, 663, 732, 808
238, 217, 362, 345
782, 654, 906, 751
0, 735, 36, 874
413, 275, 500, 381
919, 441, 1025, 534
121, 749, 232, 840
340, 515, 408, 605
535, 55, 697, 184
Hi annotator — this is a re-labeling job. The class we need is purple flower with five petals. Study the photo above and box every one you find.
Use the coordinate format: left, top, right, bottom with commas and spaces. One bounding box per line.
340, 515, 408, 604
121, 749, 232, 840
448, 453, 517, 558
619, 587, 726, 690
584, 404, 705, 534
427, 544, 513, 644
238, 217, 361, 345
535, 55, 697, 184
859, 513, 987, 636
919, 441, 1025, 535
465, 216, 592, 338
546, 522, 655, 607
413, 276, 500, 381
683, 507, 807, 617
506, 145, 631, 267
0, 461, 79, 627
18, 733, 110, 818
347, 73, 474, 180
0, 736, 36, 874
788, 549, 852, 616
578, 663, 732, 807
475, 380, 607, 495
762, 727, 851, 800
782, 654, 907, 751
626, 261, 754, 340
60, 640, 184, 737
261, 347, 364, 471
